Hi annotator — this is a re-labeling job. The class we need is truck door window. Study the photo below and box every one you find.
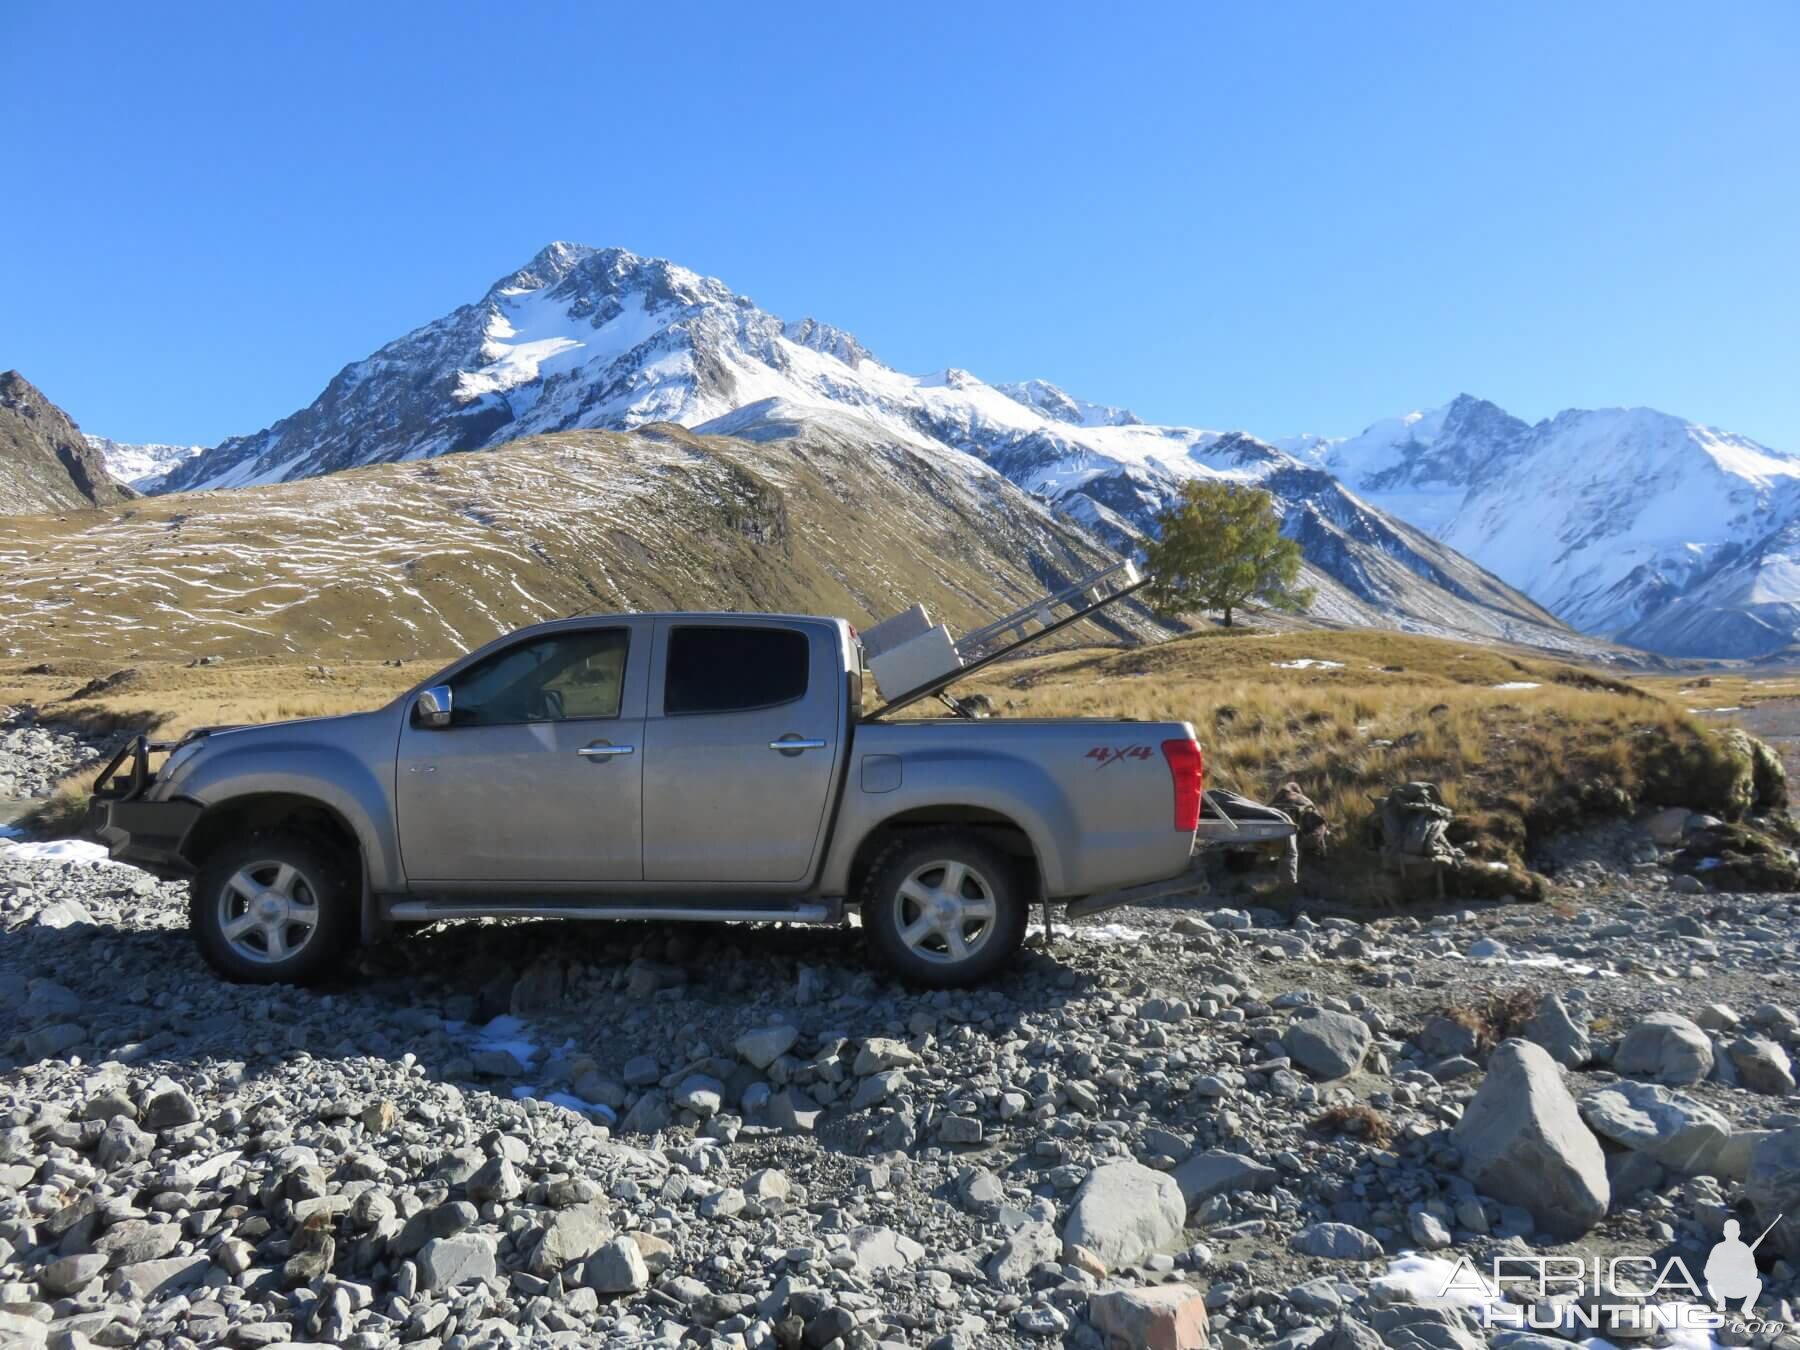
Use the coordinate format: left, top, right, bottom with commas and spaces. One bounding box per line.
664, 626, 809, 715
445, 628, 629, 726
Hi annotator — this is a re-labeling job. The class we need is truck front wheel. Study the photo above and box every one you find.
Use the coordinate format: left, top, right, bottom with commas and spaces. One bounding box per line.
861, 831, 1027, 987
190, 831, 355, 985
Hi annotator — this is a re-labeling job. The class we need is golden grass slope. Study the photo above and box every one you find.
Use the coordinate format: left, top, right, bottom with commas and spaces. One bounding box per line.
0, 422, 1155, 665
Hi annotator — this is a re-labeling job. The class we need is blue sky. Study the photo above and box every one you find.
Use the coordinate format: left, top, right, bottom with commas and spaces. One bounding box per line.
4, 3, 1796, 449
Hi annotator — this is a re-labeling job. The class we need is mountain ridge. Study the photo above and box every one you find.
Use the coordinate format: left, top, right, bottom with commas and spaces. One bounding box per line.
147, 243, 1614, 656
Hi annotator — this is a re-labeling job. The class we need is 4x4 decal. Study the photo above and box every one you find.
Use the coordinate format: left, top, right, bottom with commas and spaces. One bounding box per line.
1086, 744, 1153, 767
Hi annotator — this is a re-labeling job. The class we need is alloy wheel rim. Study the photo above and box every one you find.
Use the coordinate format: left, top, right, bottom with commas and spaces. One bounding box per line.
217, 860, 320, 964
894, 859, 997, 964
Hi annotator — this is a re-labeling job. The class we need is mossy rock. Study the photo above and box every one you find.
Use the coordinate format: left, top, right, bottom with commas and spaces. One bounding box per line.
1641, 726, 1785, 821
1673, 822, 1800, 892
1722, 727, 1790, 813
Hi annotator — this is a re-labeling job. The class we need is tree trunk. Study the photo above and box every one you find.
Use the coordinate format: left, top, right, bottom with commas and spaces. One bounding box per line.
1223, 605, 1234, 627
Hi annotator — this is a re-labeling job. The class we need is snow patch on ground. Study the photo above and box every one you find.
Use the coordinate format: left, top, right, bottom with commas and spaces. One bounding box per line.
1271, 659, 1345, 670
448, 1016, 619, 1124
0, 838, 126, 866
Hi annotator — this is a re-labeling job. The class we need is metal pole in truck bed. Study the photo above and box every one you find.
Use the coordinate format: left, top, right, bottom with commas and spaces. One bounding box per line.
864, 575, 1152, 721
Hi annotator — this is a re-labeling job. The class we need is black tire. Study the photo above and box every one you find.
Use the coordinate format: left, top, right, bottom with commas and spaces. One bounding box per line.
189, 830, 356, 985
860, 830, 1028, 987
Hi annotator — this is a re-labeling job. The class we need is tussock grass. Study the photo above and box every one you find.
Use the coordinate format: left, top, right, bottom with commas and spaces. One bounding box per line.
1312, 1103, 1394, 1147
16, 787, 93, 838
948, 629, 1741, 873
1434, 989, 1542, 1057
0, 658, 430, 743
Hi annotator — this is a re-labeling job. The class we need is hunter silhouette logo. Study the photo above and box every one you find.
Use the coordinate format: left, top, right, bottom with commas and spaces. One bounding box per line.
1706, 1217, 1779, 1314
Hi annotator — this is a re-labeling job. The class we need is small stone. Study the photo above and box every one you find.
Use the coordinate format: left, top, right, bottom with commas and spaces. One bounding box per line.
530, 1203, 612, 1277
1524, 993, 1592, 1068
1284, 1011, 1371, 1081
846, 1225, 926, 1273
940, 1115, 983, 1145
854, 1037, 919, 1075
1171, 1150, 1277, 1210
674, 1075, 724, 1117
417, 1233, 497, 1290
467, 1155, 523, 1203
1407, 1208, 1453, 1250
1614, 1012, 1714, 1086
140, 1085, 199, 1130
987, 1221, 1060, 1285
584, 1235, 649, 1294
39, 1253, 107, 1296
1089, 1284, 1211, 1350
1728, 1036, 1796, 1095
734, 1025, 799, 1069
1290, 1222, 1383, 1260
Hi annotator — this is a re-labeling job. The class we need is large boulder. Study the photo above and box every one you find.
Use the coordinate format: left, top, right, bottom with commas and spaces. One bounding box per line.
1284, 1011, 1372, 1081
1062, 1161, 1187, 1270
1455, 1039, 1608, 1238
1746, 1129, 1800, 1260
1614, 1013, 1714, 1086
1577, 1080, 1729, 1173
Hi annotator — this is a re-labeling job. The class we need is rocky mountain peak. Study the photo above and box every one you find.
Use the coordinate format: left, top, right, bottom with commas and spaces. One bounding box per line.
0, 372, 134, 515
782, 318, 871, 368
998, 379, 1142, 428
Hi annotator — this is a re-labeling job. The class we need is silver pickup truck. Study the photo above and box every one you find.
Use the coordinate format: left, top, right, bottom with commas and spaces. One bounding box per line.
88, 613, 1203, 987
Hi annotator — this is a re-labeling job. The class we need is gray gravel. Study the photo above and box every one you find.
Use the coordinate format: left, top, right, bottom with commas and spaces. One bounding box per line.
4, 803, 1800, 1348
0, 707, 106, 805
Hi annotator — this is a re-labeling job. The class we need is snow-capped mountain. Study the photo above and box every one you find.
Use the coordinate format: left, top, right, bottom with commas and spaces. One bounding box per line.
84, 435, 206, 491
1303, 395, 1800, 658
153, 243, 1600, 654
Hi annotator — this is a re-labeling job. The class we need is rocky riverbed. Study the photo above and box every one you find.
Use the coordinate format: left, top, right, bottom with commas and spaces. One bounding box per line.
0, 709, 107, 831
4, 816, 1800, 1349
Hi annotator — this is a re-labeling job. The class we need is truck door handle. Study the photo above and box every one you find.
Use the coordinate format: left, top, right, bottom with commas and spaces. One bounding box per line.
769, 737, 827, 753
577, 743, 635, 758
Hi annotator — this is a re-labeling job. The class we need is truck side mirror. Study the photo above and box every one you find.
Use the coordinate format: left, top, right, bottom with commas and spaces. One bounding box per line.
415, 685, 453, 729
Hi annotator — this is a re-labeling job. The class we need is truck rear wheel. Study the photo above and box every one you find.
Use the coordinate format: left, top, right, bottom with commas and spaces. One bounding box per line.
190, 830, 355, 985
861, 831, 1027, 987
